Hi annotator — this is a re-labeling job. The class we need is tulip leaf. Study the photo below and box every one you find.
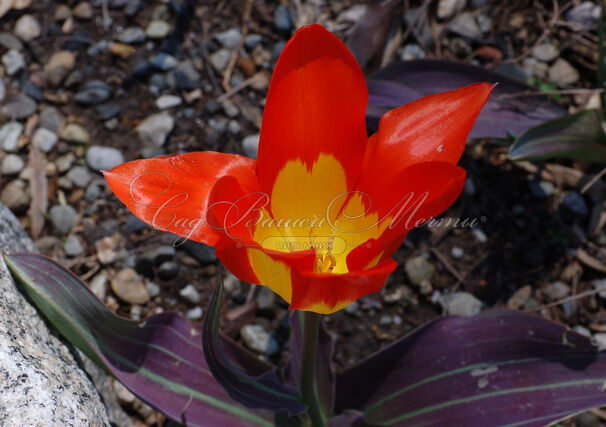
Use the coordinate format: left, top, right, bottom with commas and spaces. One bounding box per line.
3, 252, 275, 427
366, 59, 566, 138
202, 282, 306, 414
509, 109, 606, 163
336, 309, 606, 426
284, 311, 336, 420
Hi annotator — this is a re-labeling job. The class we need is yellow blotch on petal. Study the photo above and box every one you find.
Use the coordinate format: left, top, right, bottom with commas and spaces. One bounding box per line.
247, 248, 292, 303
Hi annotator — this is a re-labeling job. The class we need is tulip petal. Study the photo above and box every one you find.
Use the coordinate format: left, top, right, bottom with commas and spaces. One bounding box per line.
257, 24, 368, 213
361, 83, 493, 187
103, 152, 258, 247
289, 258, 397, 314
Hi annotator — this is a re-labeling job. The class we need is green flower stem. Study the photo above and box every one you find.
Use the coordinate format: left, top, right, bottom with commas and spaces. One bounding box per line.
300, 311, 327, 427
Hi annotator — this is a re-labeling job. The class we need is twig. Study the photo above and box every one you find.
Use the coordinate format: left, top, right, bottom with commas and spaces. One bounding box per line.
429, 248, 465, 283
222, 0, 253, 93
101, 0, 111, 31
452, 253, 489, 291
497, 88, 604, 99
527, 287, 603, 312
581, 167, 606, 194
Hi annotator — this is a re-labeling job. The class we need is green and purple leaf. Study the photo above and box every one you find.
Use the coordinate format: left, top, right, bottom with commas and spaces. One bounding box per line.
366, 59, 566, 138
3, 252, 276, 427
336, 309, 606, 426
203, 282, 305, 414
509, 109, 606, 163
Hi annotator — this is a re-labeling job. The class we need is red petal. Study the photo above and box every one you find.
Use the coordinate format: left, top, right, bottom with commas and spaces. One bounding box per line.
257, 24, 368, 209
361, 83, 493, 187
103, 152, 258, 247
289, 258, 397, 314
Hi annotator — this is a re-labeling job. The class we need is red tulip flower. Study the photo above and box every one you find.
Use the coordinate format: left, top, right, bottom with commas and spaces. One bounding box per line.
104, 24, 492, 314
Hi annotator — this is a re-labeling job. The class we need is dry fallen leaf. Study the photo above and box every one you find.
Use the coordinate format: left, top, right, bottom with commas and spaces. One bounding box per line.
28, 146, 48, 240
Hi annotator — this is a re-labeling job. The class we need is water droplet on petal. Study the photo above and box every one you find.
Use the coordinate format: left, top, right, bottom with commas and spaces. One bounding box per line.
437, 145, 444, 152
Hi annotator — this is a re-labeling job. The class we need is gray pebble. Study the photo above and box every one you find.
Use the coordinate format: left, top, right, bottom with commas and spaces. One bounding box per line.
1, 154, 25, 175
49, 204, 77, 234
32, 127, 58, 153
1, 94, 37, 119
0, 122, 24, 152
179, 284, 200, 305
67, 166, 92, 188
185, 307, 204, 320
116, 27, 146, 44
242, 134, 260, 159
2, 49, 25, 76
64, 235, 85, 257
39, 107, 65, 133
75, 80, 112, 105
214, 28, 242, 49
86, 145, 125, 171
440, 292, 482, 316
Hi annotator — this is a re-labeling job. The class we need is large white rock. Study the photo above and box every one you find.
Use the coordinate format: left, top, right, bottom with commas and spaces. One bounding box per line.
0, 203, 131, 426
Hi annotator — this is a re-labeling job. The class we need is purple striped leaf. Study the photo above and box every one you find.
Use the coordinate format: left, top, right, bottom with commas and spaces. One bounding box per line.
336, 309, 606, 427
509, 109, 606, 163
3, 252, 275, 427
366, 59, 566, 138
203, 282, 305, 414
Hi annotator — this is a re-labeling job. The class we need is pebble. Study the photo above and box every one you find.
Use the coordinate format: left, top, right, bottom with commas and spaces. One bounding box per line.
0, 122, 24, 152
150, 52, 178, 71
565, 1, 600, 29
507, 285, 532, 309
116, 27, 146, 44
146, 20, 171, 39
185, 307, 204, 320
473, 228, 487, 243
56, 153, 75, 173
111, 268, 150, 305
214, 28, 242, 49
146, 281, 160, 298
531, 42, 558, 62
61, 123, 90, 144
0, 32, 23, 50
85, 183, 101, 201
174, 61, 201, 90
49, 204, 77, 234
0, 78, 4, 102
179, 284, 200, 305
54, 4, 72, 21
447, 12, 481, 39
561, 192, 588, 216
543, 281, 570, 301
136, 112, 174, 146
12, 0, 32, 9
35, 236, 62, 255
157, 261, 178, 280
86, 146, 122, 171
67, 166, 92, 187
14, 14, 41, 41
242, 134, 260, 159
45, 50, 76, 86
39, 107, 65, 133
404, 256, 435, 286
440, 292, 482, 316
1, 94, 37, 119
209, 49, 232, 72
2, 50, 25, 76
75, 80, 112, 105
89, 272, 108, 301
155, 94, 182, 110
343, 301, 360, 316
0, 180, 30, 213
64, 234, 85, 257
399, 43, 426, 61
240, 324, 277, 355
32, 127, 58, 152
113, 379, 135, 404
124, 0, 142, 17
256, 286, 276, 310
95, 234, 121, 264
95, 103, 121, 120
274, 5, 294, 33
450, 247, 464, 258
245, 34, 263, 50
548, 58, 580, 86
437, 0, 466, 20
1, 154, 24, 175
73, 2, 93, 19
593, 279, 606, 298
182, 241, 217, 265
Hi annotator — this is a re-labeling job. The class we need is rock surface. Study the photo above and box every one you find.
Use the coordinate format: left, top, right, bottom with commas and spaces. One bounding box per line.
0, 202, 127, 426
